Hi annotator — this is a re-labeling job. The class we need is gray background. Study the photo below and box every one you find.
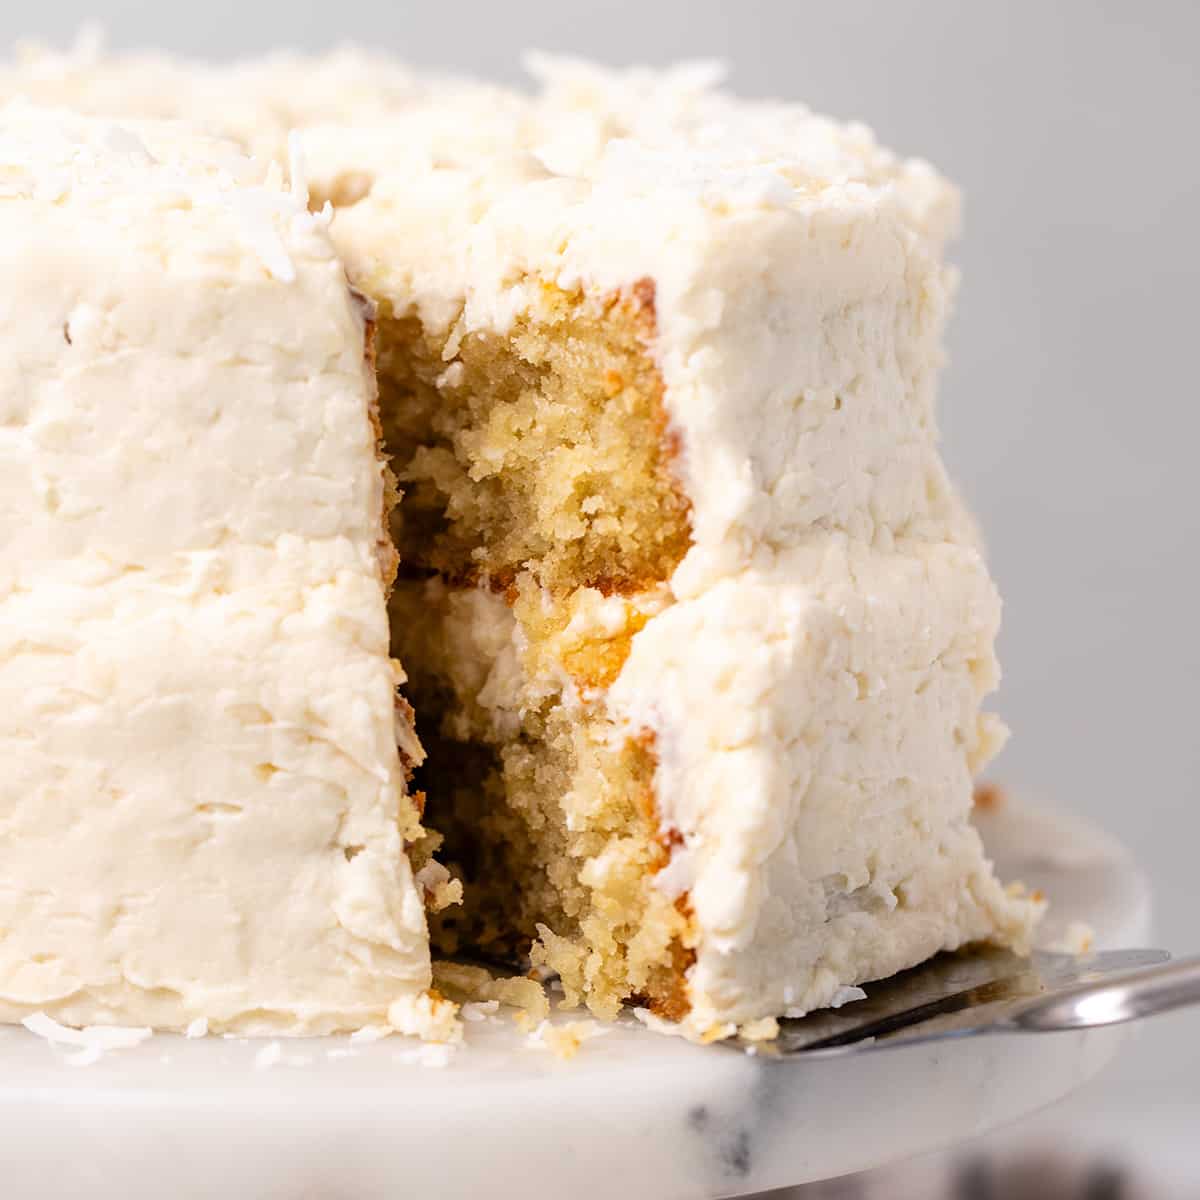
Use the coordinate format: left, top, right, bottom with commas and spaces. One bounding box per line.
5, 0, 1197, 1186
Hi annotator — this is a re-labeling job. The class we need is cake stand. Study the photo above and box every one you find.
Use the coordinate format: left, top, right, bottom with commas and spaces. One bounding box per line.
0, 797, 1152, 1199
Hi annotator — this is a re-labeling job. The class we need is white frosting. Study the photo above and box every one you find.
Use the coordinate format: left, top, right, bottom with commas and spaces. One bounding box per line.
0, 104, 434, 1035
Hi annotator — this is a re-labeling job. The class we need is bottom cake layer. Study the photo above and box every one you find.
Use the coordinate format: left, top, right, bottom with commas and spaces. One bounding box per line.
393, 579, 694, 1020
392, 535, 1043, 1035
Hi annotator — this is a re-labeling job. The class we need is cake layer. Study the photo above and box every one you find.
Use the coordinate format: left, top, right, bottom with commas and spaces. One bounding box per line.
0, 104, 440, 1036
397, 535, 1037, 1034
393, 577, 690, 1019
377, 285, 691, 593
301, 60, 972, 597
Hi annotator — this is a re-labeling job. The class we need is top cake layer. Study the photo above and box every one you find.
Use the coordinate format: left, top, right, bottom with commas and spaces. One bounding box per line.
297, 56, 973, 596
0, 102, 441, 1035
2, 45, 971, 596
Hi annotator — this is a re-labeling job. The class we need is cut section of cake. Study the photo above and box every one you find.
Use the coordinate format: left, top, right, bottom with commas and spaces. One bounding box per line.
0, 102, 453, 1037
295, 56, 1043, 1033
0, 47, 1043, 1038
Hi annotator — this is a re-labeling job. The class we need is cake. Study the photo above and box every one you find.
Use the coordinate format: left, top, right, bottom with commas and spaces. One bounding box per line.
0, 102, 455, 1038
0, 44, 1042, 1039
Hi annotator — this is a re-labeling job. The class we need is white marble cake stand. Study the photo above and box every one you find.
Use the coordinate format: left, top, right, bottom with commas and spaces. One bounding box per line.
0, 798, 1152, 1199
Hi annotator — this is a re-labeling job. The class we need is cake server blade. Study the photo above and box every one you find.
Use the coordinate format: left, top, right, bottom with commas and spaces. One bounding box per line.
745, 946, 1200, 1058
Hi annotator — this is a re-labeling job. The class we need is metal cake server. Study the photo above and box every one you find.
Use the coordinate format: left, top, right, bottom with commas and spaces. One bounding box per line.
744, 947, 1200, 1058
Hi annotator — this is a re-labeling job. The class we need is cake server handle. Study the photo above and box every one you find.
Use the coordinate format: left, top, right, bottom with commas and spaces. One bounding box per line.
1008, 955, 1200, 1033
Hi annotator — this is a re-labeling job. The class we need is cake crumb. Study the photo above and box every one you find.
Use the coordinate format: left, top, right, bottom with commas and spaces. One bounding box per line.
973, 781, 1006, 811
253, 1041, 282, 1070
414, 860, 465, 913
739, 1016, 780, 1042
460, 1000, 500, 1023
387, 988, 462, 1044
525, 1019, 610, 1060
349, 1024, 392, 1044
1047, 920, 1096, 957
633, 1008, 735, 1044
432, 961, 550, 1025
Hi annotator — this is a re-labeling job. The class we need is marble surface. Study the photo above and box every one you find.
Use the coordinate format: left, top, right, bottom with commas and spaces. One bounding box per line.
0, 799, 1153, 1199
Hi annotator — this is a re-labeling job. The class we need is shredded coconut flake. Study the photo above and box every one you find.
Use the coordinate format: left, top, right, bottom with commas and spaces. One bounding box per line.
21, 1012, 153, 1052
104, 123, 154, 164
185, 1017, 209, 1039
460, 1000, 500, 1023
783, 984, 868, 1018
392, 1042, 455, 1068
828, 984, 868, 1009
652, 847, 695, 900
525, 1019, 611, 1060
229, 192, 296, 284
435, 362, 465, 389
253, 1041, 282, 1069
65, 1046, 105, 1068
349, 1024, 392, 1044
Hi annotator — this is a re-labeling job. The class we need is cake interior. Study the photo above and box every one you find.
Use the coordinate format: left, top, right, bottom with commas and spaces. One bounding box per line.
378, 284, 696, 1018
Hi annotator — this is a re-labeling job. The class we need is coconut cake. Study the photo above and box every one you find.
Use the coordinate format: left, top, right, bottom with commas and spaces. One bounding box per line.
0, 46, 1042, 1039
